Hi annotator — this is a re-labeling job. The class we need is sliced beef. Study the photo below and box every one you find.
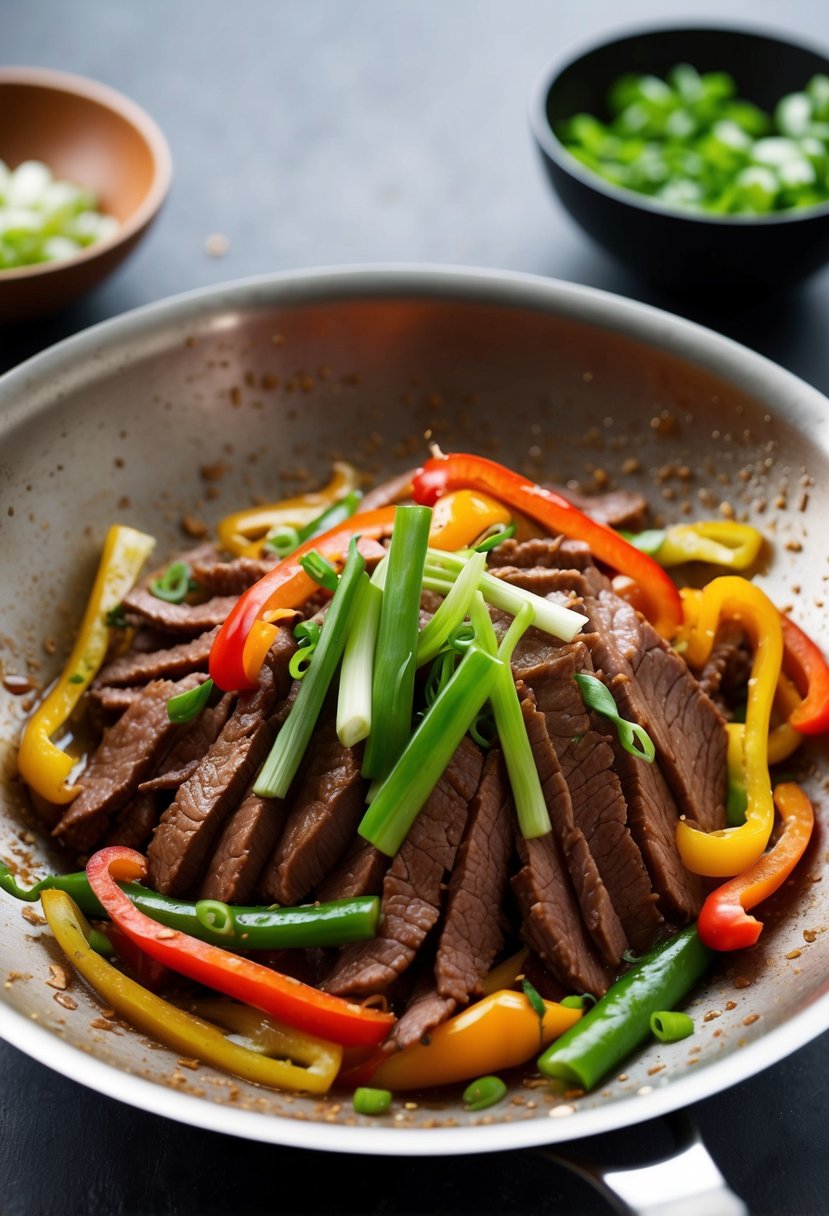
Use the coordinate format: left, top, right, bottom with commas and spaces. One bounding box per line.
492, 565, 588, 605
518, 688, 630, 963
434, 749, 514, 1003
315, 837, 389, 902
86, 684, 143, 723
53, 674, 202, 853
512, 825, 610, 997
121, 588, 238, 634
146, 650, 289, 896
322, 738, 484, 997
357, 467, 416, 513
104, 791, 160, 850
386, 977, 456, 1052
139, 694, 234, 791
95, 628, 219, 688
488, 537, 592, 571
258, 723, 366, 906
698, 621, 751, 706
189, 555, 276, 597
198, 792, 288, 904
547, 485, 648, 531
583, 588, 727, 831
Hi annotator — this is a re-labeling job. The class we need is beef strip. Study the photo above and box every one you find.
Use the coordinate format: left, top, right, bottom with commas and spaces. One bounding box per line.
86, 684, 143, 722
94, 627, 219, 688
315, 836, 389, 902
698, 620, 751, 706
583, 588, 728, 831
488, 537, 592, 571
322, 738, 484, 997
517, 686, 631, 962
386, 973, 456, 1053
104, 791, 160, 850
546, 485, 649, 531
189, 555, 276, 597
434, 748, 515, 1002
258, 723, 366, 906
198, 792, 288, 904
138, 694, 234, 791
146, 633, 296, 895
53, 673, 203, 853
121, 588, 238, 634
491, 565, 588, 604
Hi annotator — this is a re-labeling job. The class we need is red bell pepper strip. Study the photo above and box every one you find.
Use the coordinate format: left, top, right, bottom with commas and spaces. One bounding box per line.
697, 783, 815, 952
780, 615, 829, 736
86, 847, 396, 1048
209, 506, 398, 691
412, 453, 683, 637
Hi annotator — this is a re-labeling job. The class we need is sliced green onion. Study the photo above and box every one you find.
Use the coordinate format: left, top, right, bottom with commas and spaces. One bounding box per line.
462, 1075, 507, 1111
469, 711, 495, 749
353, 1086, 393, 1116
423, 648, 457, 710
416, 550, 486, 667
619, 528, 666, 557
150, 561, 193, 603
254, 540, 366, 799
336, 574, 382, 747
167, 678, 214, 724
289, 620, 321, 680
361, 505, 432, 781
299, 549, 339, 592
264, 525, 300, 558
475, 522, 517, 553
297, 490, 363, 543
650, 1010, 695, 1043
573, 672, 656, 763
358, 645, 500, 856
105, 604, 128, 629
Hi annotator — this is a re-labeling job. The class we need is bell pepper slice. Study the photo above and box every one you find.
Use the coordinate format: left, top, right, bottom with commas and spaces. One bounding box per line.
217, 462, 359, 558
634, 520, 764, 569
364, 989, 581, 1091
780, 615, 829, 736
412, 452, 682, 637
86, 847, 395, 1048
40, 889, 341, 1092
17, 524, 156, 804
428, 490, 512, 551
697, 783, 814, 951
676, 577, 782, 878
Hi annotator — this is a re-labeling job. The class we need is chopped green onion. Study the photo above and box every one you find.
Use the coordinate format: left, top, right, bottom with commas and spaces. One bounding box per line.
619, 529, 666, 557
289, 620, 321, 680
336, 574, 382, 747
522, 978, 546, 1021
469, 711, 495, 749
462, 1075, 508, 1111
573, 672, 656, 763
650, 1010, 695, 1043
105, 604, 127, 629
475, 522, 517, 553
150, 561, 193, 604
416, 550, 486, 667
358, 645, 500, 856
254, 540, 366, 799
264, 525, 300, 558
299, 549, 340, 592
353, 1086, 393, 1116
68, 674, 85, 685
361, 505, 432, 781
297, 490, 363, 543
167, 678, 214, 724
423, 648, 457, 710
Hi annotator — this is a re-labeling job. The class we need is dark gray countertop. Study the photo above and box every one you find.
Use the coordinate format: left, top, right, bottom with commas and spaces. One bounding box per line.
2, 3, 828, 1213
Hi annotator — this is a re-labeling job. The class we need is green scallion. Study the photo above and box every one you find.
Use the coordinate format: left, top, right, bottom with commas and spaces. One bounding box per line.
352, 1086, 393, 1116
265, 525, 300, 558
573, 671, 656, 762
167, 678, 214, 724
150, 561, 194, 604
650, 1010, 695, 1043
296, 490, 363, 543
416, 550, 486, 667
475, 522, 517, 552
336, 574, 382, 748
288, 620, 321, 680
299, 549, 340, 592
462, 1075, 508, 1111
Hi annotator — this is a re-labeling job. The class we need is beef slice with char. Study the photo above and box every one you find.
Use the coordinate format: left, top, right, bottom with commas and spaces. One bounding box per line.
121, 588, 238, 634
105, 791, 161, 850
258, 722, 366, 906
315, 836, 389, 902
434, 748, 514, 1003
545, 485, 649, 531
517, 687, 630, 963
322, 737, 484, 998
53, 673, 203, 853
488, 537, 593, 571
583, 588, 727, 831
189, 555, 276, 597
198, 792, 288, 904
94, 627, 219, 688
385, 971, 457, 1053
139, 694, 233, 792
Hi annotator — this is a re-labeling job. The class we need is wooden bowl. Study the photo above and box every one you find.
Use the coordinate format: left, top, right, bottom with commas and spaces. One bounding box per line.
0, 67, 172, 322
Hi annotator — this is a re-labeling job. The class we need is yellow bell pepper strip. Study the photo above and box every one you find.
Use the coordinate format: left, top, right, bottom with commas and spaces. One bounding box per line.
17, 524, 156, 804
86, 846, 395, 1048
479, 947, 529, 995
697, 783, 815, 951
768, 672, 804, 764
780, 614, 829, 736
428, 489, 512, 552
412, 452, 683, 637
217, 462, 359, 558
40, 889, 341, 1093
676, 576, 782, 878
364, 990, 582, 1091
625, 520, 763, 569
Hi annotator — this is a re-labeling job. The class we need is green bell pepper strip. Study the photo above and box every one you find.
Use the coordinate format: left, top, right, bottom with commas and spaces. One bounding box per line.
0, 862, 379, 949
537, 926, 712, 1090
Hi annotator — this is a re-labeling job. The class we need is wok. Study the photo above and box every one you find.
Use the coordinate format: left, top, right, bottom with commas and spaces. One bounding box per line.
1, 266, 827, 1214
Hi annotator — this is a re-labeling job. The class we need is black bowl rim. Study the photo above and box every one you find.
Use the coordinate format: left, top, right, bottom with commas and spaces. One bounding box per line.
529, 19, 829, 228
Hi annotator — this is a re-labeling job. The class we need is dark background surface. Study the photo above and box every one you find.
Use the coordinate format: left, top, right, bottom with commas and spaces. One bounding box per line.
2, 2, 829, 1213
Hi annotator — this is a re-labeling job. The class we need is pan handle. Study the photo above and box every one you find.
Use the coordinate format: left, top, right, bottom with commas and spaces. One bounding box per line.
536, 1111, 748, 1216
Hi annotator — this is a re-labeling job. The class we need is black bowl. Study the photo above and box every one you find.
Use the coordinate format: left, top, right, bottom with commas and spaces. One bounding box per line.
530, 24, 829, 294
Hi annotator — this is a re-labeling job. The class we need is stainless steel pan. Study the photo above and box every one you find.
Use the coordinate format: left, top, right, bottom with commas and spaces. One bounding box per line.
1, 267, 827, 1213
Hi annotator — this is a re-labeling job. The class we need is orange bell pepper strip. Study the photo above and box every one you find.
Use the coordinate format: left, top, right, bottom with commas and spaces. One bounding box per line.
428, 489, 512, 551
85, 847, 395, 1048
780, 615, 829, 736
697, 783, 815, 951
412, 452, 683, 637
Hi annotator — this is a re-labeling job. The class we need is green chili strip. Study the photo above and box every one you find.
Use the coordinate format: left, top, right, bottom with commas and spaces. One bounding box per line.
537, 927, 712, 1090
0, 863, 380, 949
297, 490, 363, 543
336, 574, 382, 747
167, 678, 214, 724
298, 549, 340, 592
150, 561, 193, 604
254, 539, 366, 799
573, 671, 656, 762
361, 505, 432, 781
416, 550, 486, 667
358, 645, 500, 856
353, 1086, 393, 1115
650, 1010, 695, 1043
463, 1075, 508, 1111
